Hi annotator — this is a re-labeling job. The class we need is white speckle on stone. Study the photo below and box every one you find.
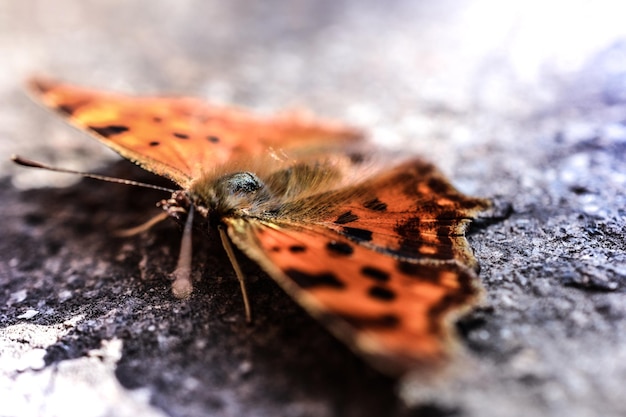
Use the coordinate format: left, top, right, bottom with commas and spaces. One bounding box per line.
156, 334, 178, 350
9, 289, 27, 304
17, 309, 39, 319
499, 328, 513, 340
238, 360, 253, 375
500, 293, 516, 307
509, 348, 544, 376
194, 339, 207, 350
582, 203, 602, 216
183, 376, 200, 391
477, 330, 491, 341
58, 289, 73, 302
570, 310, 590, 327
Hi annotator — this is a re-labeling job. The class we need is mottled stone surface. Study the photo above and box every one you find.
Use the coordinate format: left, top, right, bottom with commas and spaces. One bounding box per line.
1, 1, 625, 416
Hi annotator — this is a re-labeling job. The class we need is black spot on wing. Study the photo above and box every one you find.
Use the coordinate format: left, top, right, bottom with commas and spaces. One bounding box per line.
368, 286, 396, 301
342, 227, 373, 242
326, 241, 354, 256
434, 212, 456, 249
397, 261, 440, 283
285, 269, 345, 289
428, 177, 454, 195
89, 125, 129, 138
361, 266, 390, 282
341, 313, 400, 329
395, 216, 454, 260
348, 152, 365, 164
149, 141, 160, 147
396, 163, 437, 198
207, 135, 220, 143
30, 79, 52, 94
426, 266, 478, 334
334, 211, 359, 224
436, 210, 462, 221
414, 163, 436, 177
363, 198, 387, 212
57, 105, 75, 115
394, 216, 422, 255
288, 245, 306, 253
173, 132, 189, 139
457, 199, 480, 210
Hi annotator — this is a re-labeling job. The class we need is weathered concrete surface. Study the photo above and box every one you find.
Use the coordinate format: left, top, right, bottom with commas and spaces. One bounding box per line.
1, 1, 625, 416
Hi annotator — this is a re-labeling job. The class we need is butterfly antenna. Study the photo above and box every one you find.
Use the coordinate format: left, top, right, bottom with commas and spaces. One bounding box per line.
11, 155, 177, 193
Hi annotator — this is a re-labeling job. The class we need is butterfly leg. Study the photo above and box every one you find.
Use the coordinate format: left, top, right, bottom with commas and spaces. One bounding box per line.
218, 225, 253, 323
171, 205, 194, 299
114, 211, 170, 237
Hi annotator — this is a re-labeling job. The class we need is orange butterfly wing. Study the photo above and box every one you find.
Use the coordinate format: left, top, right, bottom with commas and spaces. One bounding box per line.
277, 159, 491, 268
226, 222, 479, 374
225, 159, 491, 374
28, 78, 363, 187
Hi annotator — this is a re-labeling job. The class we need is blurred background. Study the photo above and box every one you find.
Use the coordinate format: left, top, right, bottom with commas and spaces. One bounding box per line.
4, 0, 626, 186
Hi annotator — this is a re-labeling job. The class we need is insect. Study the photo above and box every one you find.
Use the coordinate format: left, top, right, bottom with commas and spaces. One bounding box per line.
14, 78, 492, 375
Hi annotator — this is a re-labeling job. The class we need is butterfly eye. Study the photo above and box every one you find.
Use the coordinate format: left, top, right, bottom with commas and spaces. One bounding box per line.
218, 172, 265, 196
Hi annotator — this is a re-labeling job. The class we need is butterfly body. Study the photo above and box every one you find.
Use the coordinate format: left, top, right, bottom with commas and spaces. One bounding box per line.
189, 161, 340, 218
21, 78, 492, 375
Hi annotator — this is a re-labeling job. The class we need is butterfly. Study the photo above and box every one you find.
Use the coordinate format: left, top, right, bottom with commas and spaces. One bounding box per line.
15, 77, 492, 376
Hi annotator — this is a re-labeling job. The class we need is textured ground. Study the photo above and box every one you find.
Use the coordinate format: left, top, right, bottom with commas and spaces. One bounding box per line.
1, 1, 625, 417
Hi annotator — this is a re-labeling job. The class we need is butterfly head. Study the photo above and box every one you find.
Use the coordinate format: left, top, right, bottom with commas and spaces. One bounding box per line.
214, 171, 265, 198
162, 171, 271, 224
